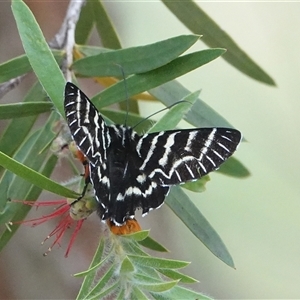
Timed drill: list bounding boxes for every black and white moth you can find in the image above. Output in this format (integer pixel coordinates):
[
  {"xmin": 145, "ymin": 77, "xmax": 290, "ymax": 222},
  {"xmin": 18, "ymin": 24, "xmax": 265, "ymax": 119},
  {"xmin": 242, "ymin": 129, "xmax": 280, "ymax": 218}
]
[{"xmin": 64, "ymin": 82, "xmax": 241, "ymax": 226}]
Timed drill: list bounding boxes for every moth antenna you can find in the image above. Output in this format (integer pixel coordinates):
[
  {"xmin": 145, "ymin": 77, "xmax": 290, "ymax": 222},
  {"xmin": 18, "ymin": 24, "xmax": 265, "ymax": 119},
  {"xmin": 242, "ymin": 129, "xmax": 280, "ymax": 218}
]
[
  {"xmin": 132, "ymin": 100, "xmax": 192, "ymax": 131},
  {"xmin": 114, "ymin": 63, "xmax": 130, "ymax": 127}
]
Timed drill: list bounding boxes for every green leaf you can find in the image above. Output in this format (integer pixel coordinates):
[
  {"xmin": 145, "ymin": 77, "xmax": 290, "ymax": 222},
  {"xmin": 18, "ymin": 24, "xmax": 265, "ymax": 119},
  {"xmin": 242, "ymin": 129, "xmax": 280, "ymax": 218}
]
[
  {"xmin": 138, "ymin": 280, "xmax": 179, "ymax": 293},
  {"xmin": 0, "ymin": 130, "xmax": 46, "ymax": 211},
  {"xmin": 84, "ymin": 264, "xmax": 116, "ymax": 299},
  {"xmin": 0, "ymin": 82, "xmax": 44, "ymax": 160},
  {"xmin": 119, "ymin": 97, "xmax": 140, "ymax": 115},
  {"xmin": 150, "ymin": 80, "xmax": 234, "ymax": 128},
  {"xmin": 138, "ymin": 236, "xmax": 169, "ymax": 252},
  {"xmin": 122, "ymin": 230, "xmax": 149, "ymax": 241},
  {"xmin": 149, "ymin": 90, "xmax": 199, "ymax": 133},
  {"xmin": 0, "ymin": 112, "xmax": 77, "ymax": 201},
  {"xmin": 0, "ymin": 102, "xmax": 52, "ymax": 119},
  {"xmin": 0, "ymin": 50, "xmax": 63, "ymax": 84},
  {"xmin": 166, "ymin": 186, "xmax": 235, "ymax": 268},
  {"xmin": 0, "ymin": 176, "xmax": 10, "ymax": 211},
  {"xmin": 73, "ymin": 35, "xmax": 200, "ymax": 77},
  {"xmin": 116, "ymin": 288, "xmax": 125, "ymax": 300},
  {"xmin": 75, "ymin": 0, "xmax": 94, "ymax": 44},
  {"xmin": 1, "ymin": 112, "xmax": 59, "ymax": 204},
  {"xmin": 74, "ymin": 260, "xmax": 105, "ymax": 277},
  {"xmin": 133, "ymin": 273, "xmax": 163, "ymax": 284},
  {"xmin": 12, "ymin": 0, "xmax": 65, "ymax": 116},
  {"xmin": 128, "ymin": 255, "xmax": 189, "ymax": 269},
  {"xmin": 122, "ymin": 239, "xmax": 152, "ymax": 257},
  {"xmin": 0, "ymin": 54, "xmax": 31, "ymax": 83},
  {"xmin": 89, "ymin": 280, "xmax": 120, "ymax": 300},
  {"xmin": 150, "ymin": 285, "xmax": 212, "ymax": 300},
  {"xmin": 75, "ymin": 45, "xmax": 111, "ymax": 57},
  {"xmin": 74, "ymin": 253, "xmax": 109, "ymax": 278},
  {"xmin": 92, "ymin": 48, "xmax": 226, "ymax": 109},
  {"xmin": 131, "ymin": 286, "xmax": 148, "ymax": 300},
  {"xmin": 217, "ymin": 156, "xmax": 250, "ymax": 178},
  {"xmin": 0, "ymin": 150, "xmax": 77, "ymax": 199},
  {"xmin": 92, "ymin": 0, "xmax": 122, "ymax": 49},
  {"xmin": 135, "ymin": 265, "xmax": 162, "ymax": 282},
  {"xmin": 158, "ymin": 268, "xmax": 198, "ymax": 284},
  {"xmin": 162, "ymin": 0, "xmax": 275, "ymax": 85},
  {"xmin": 76, "ymin": 239, "xmax": 105, "ymax": 298},
  {"xmin": 181, "ymin": 176, "xmax": 210, "ymax": 193},
  {"xmin": 0, "ymin": 154, "xmax": 58, "ymax": 252},
  {"xmin": 120, "ymin": 256, "xmax": 135, "ymax": 274}
]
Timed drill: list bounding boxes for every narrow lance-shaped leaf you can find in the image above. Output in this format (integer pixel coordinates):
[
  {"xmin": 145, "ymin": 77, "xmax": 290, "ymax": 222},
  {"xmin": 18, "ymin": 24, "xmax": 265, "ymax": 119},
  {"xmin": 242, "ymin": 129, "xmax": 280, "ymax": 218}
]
[
  {"xmin": 181, "ymin": 175, "xmax": 210, "ymax": 193},
  {"xmin": 12, "ymin": 0, "xmax": 65, "ymax": 116},
  {"xmin": 92, "ymin": 0, "xmax": 122, "ymax": 49},
  {"xmin": 89, "ymin": 281, "xmax": 120, "ymax": 300},
  {"xmin": 75, "ymin": 45, "xmax": 112, "ymax": 57},
  {"xmin": 131, "ymin": 287, "xmax": 148, "ymax": 300},
  {"xmin": 138, "ymin": 236, "xmax": 169, "ymax": 252},
  {"xmin": 75, "ymin": 252, "xmax": 110, "ymax": 278},
  {"xmin": 217, "ymin": 156, "xmax": 250, "ymax": 178},
  {"xmin": 0, "ymin": 82, "xmax": 44, "ymax": 161},
  {"xmin": 72, "ymin": 35, "xmax": 200, "ymax": 76},
  {"xmin": 148, "ymin": 90, "xmax": 199, "ymax": 133},
  {"xmin": 133, "ymin": 273, "xmax": 169, "ymax": 285},
  {"xmin": 138, "ymin": 280, "xmax": 179, "ymax": 293},
  {"xmin": 150, "ymin": 285, "xmax": 212, "ymax": 300},
  {"xmin": 128, "ymin": 254, "xmax": 189, "ymax": 269},
  {"xmin": 162, "ymin": 0, "xmax": 275, "ymax": 85},
  {"xmin": 166, "ymin": 186, "xmax": 235, "ymax": 268},
  {"xmin": 83, "ymin": 264, "xmax": 116, "ymax": 299},
  {"xmin": 0, "ymin": 152, "xmax": 79, "ymax": 198},
  {"xmin": 0, "ymin": 133, "xmax": 43, "ymax": 211},
  {"xmin": 120, "ymin": 257, "xmax": 135, "ymax": 274},
  {"xmin": 157, "ymin": 269, "xmax": 199, "ymax": 284},
  {"xmin": 75, "ymin": 0, "xmax": 95, "ymax": 44},
  {"xmin": 0, "ymin": 50, "xmax": 63, "ymax": 84},
  {"xmin": 75, "ymin": 239, "xmax": 105, "ymax": 299},
  {"xmin": 122, "ymin": 239, "xmax": 153, "ymax": 257},
  {"xmin": 1, "ymin": 112, "xmax": 60, "ymax": 203},
  {"xmin": 150, "ymin": 80, "xmax": 232, "ymax": 128},
  {"xmin": 0, "ymin": 154, "xmax": 58, "ymax": 252},
  {"xmin": 0, "ymin": 151, "xmax": 78, "ymax": 199},
  {"xmin": 0, "ymin": 102, "xmax": 52, "ymax": 119},
  {"xmin": 122, "ymin": 230, "xmax": 149, "ymax": 241},
  {"xmin": 0, "ymin": 175, "xmax": 12, "ymax": 213},
  {"xmin": 92, "ymin": 48, "xmax": 226, "ymax": 109},
  {"xmin": 116, "ymin": 289, "xmax": 125, "ymax": 300}
]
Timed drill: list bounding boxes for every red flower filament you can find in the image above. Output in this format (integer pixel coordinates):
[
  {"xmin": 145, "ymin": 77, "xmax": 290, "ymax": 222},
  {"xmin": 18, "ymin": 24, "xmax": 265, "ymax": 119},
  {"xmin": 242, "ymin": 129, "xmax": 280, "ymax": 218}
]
[{"xmin": 13, "ymin": 200, "xmax": 84, "ymax": 257}]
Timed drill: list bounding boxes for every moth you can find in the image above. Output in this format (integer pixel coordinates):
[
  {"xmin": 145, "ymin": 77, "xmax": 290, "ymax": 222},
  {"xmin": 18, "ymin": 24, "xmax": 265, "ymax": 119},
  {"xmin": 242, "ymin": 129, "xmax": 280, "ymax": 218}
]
[{"xmin": 64, "ymin": 82, "xmax": 241, "ymax": 226}]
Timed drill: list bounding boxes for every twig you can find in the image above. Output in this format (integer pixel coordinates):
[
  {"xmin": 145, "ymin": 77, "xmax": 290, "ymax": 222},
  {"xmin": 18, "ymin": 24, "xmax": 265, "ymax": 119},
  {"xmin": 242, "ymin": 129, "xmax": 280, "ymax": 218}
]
[
  {"xmin": 49, "ymin": 0, "xmax": 86, "ymax": 82},
  {"xmin": 0, "ymin": 76, "xmax": 25, "ymax": 100}
]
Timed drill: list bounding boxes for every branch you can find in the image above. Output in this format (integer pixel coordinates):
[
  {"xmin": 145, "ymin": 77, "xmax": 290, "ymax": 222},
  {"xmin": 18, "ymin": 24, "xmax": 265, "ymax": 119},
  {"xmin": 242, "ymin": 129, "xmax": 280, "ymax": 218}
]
[
  {"xmin": 49, "ymin": 0, "xmax": 85, "ymax": 81},
  {"xmin": 0, "ymin": 76, "xmax": 25, "ymax": 100}
]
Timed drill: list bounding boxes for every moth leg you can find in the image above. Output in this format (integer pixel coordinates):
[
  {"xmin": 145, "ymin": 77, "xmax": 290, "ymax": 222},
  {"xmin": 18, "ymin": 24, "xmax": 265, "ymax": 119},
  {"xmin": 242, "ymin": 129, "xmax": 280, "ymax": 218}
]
[{"xmin": 71, "ymin": 148, "xmax": 91, "ymax": 204}]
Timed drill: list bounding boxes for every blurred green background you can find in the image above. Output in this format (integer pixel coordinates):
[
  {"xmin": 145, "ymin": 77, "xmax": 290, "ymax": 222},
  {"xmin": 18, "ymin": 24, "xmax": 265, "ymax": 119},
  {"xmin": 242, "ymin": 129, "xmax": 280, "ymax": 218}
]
[{"xmin": 1, "ymin": 1, "xmax": 300, "ymax": 299}]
